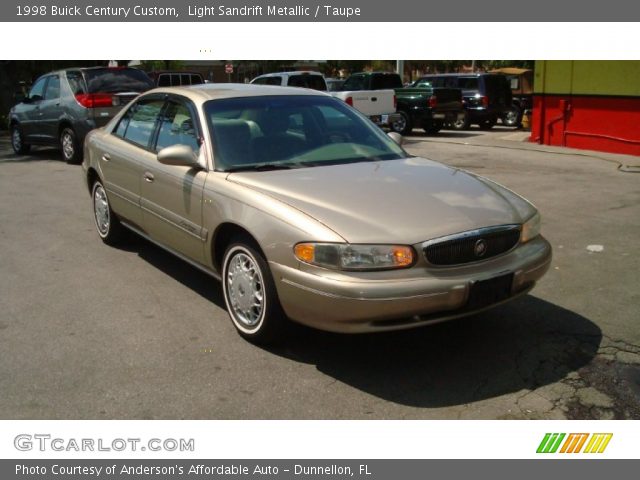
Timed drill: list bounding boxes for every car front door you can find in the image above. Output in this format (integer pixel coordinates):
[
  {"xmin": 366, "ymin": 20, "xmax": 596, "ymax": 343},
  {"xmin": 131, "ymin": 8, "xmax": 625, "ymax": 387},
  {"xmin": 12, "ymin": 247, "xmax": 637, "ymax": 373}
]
[
  {"xmin": 20, "ymin": 76, "xmax": 48, "ymax": 142},
  {"xmin": 101, "ymin": 96, "xmax": 166, "ymax": 229},
  {"xmin": 139, "ymin": 97, "xmax": 207, "ymax": 264}
]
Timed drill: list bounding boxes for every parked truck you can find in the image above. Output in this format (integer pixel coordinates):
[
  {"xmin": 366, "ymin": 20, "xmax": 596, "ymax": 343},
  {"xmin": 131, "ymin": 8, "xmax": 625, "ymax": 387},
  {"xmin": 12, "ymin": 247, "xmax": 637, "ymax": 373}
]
[
  {"xmin": 331, "ymin": 72, "xmax": 401, "ymax": 128},
  {"xmin": 334, "ymin": 72, "xmax": 464, "ymax": 135}
]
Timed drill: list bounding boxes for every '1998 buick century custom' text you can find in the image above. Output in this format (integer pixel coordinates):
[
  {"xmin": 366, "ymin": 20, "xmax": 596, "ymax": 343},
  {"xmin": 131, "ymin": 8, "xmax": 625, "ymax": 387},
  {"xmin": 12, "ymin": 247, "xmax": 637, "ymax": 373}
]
[{"xmin": 82, "ymin": 84, "xmax": 551, "ymax": 343}]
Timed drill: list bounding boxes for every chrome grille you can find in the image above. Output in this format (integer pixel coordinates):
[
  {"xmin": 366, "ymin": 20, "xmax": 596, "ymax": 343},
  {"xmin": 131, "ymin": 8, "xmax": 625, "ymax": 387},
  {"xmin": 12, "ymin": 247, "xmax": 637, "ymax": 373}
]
[{"xmin": 423, "ymin": 225, "xmax": 521, "ymax": 266}]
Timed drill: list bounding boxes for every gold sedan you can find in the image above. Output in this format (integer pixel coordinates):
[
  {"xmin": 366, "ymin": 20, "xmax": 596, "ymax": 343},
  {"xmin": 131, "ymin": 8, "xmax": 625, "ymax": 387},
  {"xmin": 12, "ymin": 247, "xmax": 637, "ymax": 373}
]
[{"xmin": 82, "ymin": 84, "xmax": 551, "ymax": 344}]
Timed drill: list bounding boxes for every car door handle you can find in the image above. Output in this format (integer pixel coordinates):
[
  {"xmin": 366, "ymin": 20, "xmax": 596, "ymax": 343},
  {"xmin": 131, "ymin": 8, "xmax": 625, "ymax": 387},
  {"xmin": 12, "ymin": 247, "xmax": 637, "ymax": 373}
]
[
  {"xmin": 143, "ymin": 172, "xmax": 155, "ymax": 183},
  {"xmin": 101, "ymin": 154, "xmax": 110, "ymax": 162}
]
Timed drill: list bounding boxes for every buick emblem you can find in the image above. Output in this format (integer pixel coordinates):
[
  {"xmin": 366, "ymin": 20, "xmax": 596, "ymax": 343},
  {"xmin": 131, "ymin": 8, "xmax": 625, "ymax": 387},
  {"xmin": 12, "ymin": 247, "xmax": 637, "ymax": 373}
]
[{"xmin": 474, "ymin": 239, "xmax": 487, "ymax": 257}]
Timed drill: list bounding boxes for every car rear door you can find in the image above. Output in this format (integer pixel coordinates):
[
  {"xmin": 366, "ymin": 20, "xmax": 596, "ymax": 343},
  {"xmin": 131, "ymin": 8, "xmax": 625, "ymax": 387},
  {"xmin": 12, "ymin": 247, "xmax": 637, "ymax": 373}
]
[
  {"xmin": 139, "ymin": 96, "xmax": 208, "ymax": 264},
  {"xmin": 39, "ymin": 74, "xmax": 61, "ymax": 143},
  {"xmin": 100, "ymin": 95, "xmax": 166, "ymax": 229}
]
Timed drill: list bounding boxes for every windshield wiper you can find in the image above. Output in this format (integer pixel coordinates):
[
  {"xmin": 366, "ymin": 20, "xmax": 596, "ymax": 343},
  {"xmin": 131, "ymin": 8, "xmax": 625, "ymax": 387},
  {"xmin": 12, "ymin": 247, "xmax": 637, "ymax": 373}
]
[{"xmin": 226, "ymin": 163, "xmax": 294, "ymax": 173}]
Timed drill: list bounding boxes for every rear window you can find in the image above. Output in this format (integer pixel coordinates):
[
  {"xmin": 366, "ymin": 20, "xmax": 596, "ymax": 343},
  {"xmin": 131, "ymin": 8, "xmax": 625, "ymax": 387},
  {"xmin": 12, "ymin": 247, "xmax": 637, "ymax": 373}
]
[
  {"xmin": 287, "ymin": 75, "xmax": 327, "ymax": 91},
  {"xmin": 83, "ymin": 68, "xmax": 153, "ymax": 94},
  {"xmin": 370, "ymin": 74, "xmax": 402, "ymax": 90}
]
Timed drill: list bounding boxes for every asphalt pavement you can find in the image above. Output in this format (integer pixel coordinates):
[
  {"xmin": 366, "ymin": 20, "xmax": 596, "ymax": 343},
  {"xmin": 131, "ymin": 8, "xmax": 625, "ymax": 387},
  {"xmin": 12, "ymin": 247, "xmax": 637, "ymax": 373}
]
[{"xmin": 1, "ymin": 127, "xmax": 638, "ymax": 419}]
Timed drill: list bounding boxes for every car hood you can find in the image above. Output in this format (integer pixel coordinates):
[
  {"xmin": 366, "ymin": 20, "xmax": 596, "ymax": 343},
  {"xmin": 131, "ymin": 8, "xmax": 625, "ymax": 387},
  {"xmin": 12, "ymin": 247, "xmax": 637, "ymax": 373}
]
[{"xmin": 227, "ymin": 157, "xmax": 536, "ymax": 244}]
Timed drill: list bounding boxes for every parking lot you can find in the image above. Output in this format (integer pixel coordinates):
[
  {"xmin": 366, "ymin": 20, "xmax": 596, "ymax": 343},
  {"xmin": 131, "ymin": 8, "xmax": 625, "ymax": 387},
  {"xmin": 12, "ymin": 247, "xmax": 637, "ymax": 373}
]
[{"xmin": 1, "ymin": 126, "xmax": 639, "ymax": 420}]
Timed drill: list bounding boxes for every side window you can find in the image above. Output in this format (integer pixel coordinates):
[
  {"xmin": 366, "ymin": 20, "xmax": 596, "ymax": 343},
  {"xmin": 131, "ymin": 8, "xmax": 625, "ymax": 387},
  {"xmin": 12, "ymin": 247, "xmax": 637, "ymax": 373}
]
[
  {"xmin": 444, "ymin": 77, "xmax": 459, "ymax": 88},
  {"xmin": 265, "ymin": 76, "xmax": 282, "ymax": 86},
  {"xmin": 252, "ymin": 77, "xmax": 266, "ymax": 85},
  {"xmin": 44, "ymin": 76, "xmax": 60, "ymax": 100},
  {"xmin": 181, "ymin": 74, "xmax": 191, "ymax": 86},
  {"xmin": 158, "ymin": 74, "xmax": 171, "ymax": 87},
  {"xmin": 29, "ymin": 77, "xmax": 47, "ymax": 101},
  {"xmin": 113, "ymin": 107, "xmax": 132, "ymax": 138},
  {"xmin": 342, "ymin": 75, "xmax": 365, "ymax": 91},
  {"xmin": 122, "ymin": 99, "xmax": 165, "ymax": 148},
  {"xmin": 190, "ymin": 74, "xmax": 203, "ymax": 85},
  {"xmin": 155, "ymin": 100, "xmax": 200, "ymax": 154}
]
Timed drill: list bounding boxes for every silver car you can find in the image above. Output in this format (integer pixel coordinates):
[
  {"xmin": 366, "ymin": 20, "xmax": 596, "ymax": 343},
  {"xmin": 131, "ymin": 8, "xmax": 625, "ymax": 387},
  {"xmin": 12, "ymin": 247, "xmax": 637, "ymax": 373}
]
[{"xmin": 82, "ymin": 84, "xmax": 551, "ymax": 344}]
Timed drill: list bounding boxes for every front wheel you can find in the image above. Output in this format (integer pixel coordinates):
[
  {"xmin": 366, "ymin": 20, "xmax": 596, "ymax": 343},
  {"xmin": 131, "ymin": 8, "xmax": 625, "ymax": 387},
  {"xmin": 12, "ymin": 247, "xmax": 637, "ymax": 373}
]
[
  {"xmin": 92, "ymin": 180, "xmax": 125, "ymax": 245},
  {"xmin": 222, "ymin": 237, "xmax": 286, "ymax": 344},
  {"xmin": 11, "ymin": 124, "xmax": 31, "ymax": 155},
  {"xmin": 60, "ymin": 127, "xmax": 80, "ymax": 164},
  {"xmin": 390, "ymin": 111, "xmax": 412, "ymax": 135}
]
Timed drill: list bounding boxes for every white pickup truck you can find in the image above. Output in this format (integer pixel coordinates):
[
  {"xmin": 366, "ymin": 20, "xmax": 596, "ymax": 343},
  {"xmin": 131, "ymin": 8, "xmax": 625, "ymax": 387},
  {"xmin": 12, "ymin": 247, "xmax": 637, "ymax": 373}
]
[{"xmin": 330, "ymin": 72, "xmax": 401, "ymax": 128}]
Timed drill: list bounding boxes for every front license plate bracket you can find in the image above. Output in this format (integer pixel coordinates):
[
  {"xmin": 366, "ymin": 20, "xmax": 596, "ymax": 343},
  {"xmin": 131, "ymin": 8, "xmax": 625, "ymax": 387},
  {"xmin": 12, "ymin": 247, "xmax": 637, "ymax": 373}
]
[{"xmin": 466, "ymin": 273, "xmax": 514, "ymax": 310}]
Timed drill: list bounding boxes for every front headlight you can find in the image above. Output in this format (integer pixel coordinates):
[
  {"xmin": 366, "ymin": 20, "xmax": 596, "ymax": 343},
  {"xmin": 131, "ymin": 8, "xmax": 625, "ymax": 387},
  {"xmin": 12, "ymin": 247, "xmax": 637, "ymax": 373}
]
[
  {"xmin": 294, "ymin": 243, "xmax": 415, "ymax": 270},
  {"xmin": 520, "ymin": 212, "xmax": 541, "ymax": 243}
]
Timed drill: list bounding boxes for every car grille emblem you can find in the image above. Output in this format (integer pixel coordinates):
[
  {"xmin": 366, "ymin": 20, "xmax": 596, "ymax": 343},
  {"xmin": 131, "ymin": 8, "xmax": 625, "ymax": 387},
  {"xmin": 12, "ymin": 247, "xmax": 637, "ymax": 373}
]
[{"xmin": 474, "ymin": 239, "xmax": 487, "ymax": 257}]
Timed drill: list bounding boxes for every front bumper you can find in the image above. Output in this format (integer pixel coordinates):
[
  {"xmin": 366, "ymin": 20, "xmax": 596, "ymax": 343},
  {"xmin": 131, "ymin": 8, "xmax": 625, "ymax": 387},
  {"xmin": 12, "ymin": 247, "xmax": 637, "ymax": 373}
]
[{"xmin": 271, "ymin": 236, "xmax": 552, "ymax": 333}]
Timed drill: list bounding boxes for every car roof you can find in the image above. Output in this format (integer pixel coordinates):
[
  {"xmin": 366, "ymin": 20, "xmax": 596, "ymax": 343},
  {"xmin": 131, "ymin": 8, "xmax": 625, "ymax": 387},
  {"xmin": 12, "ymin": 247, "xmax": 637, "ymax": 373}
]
[
  {"xmin": 254, "ymin": 71, "xmax": 324, "ymax": 77},
  {"xmin": 146, "ymin": 83, "xmax": 331, "ymax": 103}
]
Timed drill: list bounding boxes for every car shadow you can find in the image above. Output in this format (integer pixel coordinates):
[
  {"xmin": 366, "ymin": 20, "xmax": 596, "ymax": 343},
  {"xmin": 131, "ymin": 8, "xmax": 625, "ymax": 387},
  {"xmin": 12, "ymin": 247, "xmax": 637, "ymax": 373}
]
[
  {"xmin": 114, "ymin": 236, "xmax": 601, "ymax": 409},
  {"xmin": 115, "ymin": 234, "xmax": 227, "ymax": 310},
  {"xmin": 266, "ymin": 295, "xmax": 601, "ymax": 408},
  {"xmin": 0, "ymin": 141, "xmax": 64, "ymax": 163}
]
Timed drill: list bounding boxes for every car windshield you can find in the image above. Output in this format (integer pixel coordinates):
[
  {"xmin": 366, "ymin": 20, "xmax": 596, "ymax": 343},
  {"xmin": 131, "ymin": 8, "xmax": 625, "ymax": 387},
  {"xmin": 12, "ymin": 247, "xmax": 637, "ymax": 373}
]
[{"xmin": 204, "ymin": 95, "xmax": 406, "ymax": 172}]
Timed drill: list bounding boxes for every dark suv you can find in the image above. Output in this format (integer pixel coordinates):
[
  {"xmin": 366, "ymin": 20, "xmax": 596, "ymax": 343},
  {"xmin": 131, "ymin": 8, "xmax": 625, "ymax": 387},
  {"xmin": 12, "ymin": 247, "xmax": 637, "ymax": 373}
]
[
  {"xmin": 413, "ymin": 73, "xmax": 512, "ymax": 130},
  {"xmin": 9, "ymin": 67, "xmax": 153, "ymax": 163}
]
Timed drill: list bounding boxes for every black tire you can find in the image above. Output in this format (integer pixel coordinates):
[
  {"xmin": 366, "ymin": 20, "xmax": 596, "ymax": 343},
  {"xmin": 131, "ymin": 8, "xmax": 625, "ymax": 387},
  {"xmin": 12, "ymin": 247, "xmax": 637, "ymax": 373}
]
[
  {"xmin": 10, "ymin": 124, "xmax": 31, "ymax": 155},
  {"xmin": 452, "ymin": 112, "xmax": 470, "ymax": 130},
  {"xmin": 479, "ymin": 117, "xmax": 497, "ymax": 130},
  {"xmin": 502, "ymin": 107, "xmax": 522, "ymax": 128},
  {"xmin": 92, "ymin": 180, "xmax": 126, "ymax": 245},
  {"xmin": 222, "ymin": 235, "xmax": 287, "ymax": 344},
  {"xmin": 60, "ymin": 127, "xmax": 81, "ymax": 164},
  {"xmin": 390, "ymin": 111, "xmax": 412, "ymax": 136}
]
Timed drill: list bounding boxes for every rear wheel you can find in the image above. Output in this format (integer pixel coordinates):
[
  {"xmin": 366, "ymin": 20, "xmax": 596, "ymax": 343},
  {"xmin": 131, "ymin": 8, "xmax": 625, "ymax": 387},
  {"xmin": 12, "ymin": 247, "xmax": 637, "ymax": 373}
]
[
  {"xmin": 452, "ymin": 112, "xmax": 470, "ymax": 130},
  {"xmin": 502, "ymin": 107, "xmax": 522, "ymax": 127},
  {"xmin": 11, "ymin": 124, "xmax": 30, "ymax": 155},
  {"xmin": 60, "ymin": 127, "xmax": 80, "ymax": 164},
  {"xmin": 222, "ymin": 236, "xmax": 286, "ymax": 344},
  {"xmin": 92, "ymin": 180, "xmax": 125, "ymax": 245},
  {"xmin": 390, "ymin": 111, "xmax": 412, "ymax": 135}
]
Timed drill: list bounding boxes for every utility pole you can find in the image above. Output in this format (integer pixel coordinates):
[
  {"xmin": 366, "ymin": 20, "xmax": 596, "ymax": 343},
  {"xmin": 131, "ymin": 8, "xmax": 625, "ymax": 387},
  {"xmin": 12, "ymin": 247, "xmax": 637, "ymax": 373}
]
[{"xmin": 396, "ymin": 60, "xmax": 405, "ymax": 82}]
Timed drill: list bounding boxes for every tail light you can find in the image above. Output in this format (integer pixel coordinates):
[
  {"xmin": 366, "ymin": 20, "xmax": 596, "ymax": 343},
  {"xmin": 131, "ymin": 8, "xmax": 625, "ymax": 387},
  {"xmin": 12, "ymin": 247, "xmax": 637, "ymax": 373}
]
[
  {"xmin": 393, "ymin": 95, "xmax": 397, "ymax": 110},
  {"xmin": 345, "ymin": 96, "xmax": 353, "ymax": 107},
  {"xmin": 480, "ymin": 95, "xmax": 489, "ymax": 108},
  {"xmin": 428, "ymin": 95, "xmax": 437, "ymax": 108},
  {"xmin": 75, "ymin": 93, "xmax": 113, "ymax": 108}
]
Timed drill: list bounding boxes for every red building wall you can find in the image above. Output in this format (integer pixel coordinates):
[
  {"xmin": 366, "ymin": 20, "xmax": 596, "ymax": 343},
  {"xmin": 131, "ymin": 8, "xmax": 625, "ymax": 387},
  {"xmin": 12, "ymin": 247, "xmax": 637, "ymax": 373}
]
[{"xmin": 531, "ymin": 61, "xmax": 640, "ymax": 157}]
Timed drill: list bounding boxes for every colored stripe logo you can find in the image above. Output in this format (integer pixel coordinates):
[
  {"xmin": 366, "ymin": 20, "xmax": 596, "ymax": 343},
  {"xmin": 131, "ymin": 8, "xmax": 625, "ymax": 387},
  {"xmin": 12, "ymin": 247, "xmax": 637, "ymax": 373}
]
[{"xmin": 537, "ymin": 433, "xmax": 612, "ymax": 453}]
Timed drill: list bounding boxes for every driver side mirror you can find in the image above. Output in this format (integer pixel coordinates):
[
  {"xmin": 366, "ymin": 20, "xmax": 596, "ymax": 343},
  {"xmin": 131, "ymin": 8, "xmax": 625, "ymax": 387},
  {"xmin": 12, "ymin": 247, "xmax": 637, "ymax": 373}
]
[
  {"xmin": 157, "ymin": 144, "xmax": 202, "ymax": 169},
  {"xmin": 387, "ymin": 132, "xmax": 404, "ymax": 146}
]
